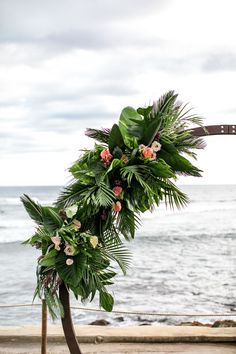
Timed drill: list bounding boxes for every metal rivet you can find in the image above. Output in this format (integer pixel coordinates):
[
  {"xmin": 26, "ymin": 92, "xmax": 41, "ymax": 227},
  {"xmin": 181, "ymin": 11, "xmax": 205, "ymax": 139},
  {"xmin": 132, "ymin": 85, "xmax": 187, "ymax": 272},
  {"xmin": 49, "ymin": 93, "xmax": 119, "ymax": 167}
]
[
  {"xmin": 221, "ymin": 125, "xmax": 224, "ymax": 128},
  {"xmin": 221, "ymin": 130, "xmax": 224, "ymax": 133},
  {"xmin": 232, "ymin": 130, "xmax": 235, "ymax": 133}
]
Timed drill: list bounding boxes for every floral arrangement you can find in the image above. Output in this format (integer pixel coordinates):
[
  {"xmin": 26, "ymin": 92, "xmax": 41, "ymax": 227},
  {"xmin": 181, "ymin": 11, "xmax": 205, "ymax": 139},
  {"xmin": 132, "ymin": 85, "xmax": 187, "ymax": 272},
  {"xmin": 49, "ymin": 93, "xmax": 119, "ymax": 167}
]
[{"xmin": 21, "ymin": 91, "xmax": 205, "ymax": 318}]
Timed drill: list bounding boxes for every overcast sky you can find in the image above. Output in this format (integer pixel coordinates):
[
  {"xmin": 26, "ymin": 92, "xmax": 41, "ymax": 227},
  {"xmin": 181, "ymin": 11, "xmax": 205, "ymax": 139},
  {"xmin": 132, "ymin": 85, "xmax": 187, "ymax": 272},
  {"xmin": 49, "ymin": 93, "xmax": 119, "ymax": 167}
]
[{"xmin": 1, "ymin": 0, "xmax": 236, "ymax": 186}]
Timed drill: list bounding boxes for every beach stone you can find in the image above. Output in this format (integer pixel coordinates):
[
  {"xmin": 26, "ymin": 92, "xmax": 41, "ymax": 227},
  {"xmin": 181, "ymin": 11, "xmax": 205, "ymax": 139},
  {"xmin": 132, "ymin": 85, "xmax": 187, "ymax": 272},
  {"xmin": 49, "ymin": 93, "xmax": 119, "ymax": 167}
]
[
  {"xmin": 179, "ymin": 321, "xmax": 211, "ymax": 327},
  {"xmin": 88, "ymin": 319, "xmax": 110, "ymax": 326},
  {"xmin": 114, "ymin": 316, "xmax": 125, "ymax": 322},
  {"xmin": 212, "ymin": 320, "xmax": 236, "ymax": 327}
]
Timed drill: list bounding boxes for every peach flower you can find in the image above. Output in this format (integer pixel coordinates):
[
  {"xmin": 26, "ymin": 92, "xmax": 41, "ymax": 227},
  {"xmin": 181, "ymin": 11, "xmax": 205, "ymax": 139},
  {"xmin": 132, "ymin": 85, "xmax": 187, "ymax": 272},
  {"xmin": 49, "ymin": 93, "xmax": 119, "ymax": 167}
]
[
  {"xmin": 112, "ymin": 201, "xmax": 122, "ymax": 213},
  {"xmin": 142, "ymin": 146, "xmax": 154, "ymax": 159},
  {"xmin": 100, "ymin": 149, "xmax": 113, "ymax": 161}
]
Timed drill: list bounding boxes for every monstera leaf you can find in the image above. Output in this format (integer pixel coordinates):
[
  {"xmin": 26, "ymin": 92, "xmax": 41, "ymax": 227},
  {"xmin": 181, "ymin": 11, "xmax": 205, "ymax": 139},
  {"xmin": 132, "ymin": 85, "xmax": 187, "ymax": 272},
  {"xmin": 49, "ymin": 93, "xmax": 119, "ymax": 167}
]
[{"xmin": 119, "ymin": 107, "xmax": 143, "ymax": 148}]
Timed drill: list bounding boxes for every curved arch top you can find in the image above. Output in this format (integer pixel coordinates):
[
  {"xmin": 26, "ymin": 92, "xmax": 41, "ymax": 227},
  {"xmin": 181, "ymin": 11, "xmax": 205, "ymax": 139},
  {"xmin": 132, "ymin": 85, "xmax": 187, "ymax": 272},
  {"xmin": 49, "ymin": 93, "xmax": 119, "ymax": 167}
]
[{"xmin": 191, "ymin": 124, "xmax": 236, "ymax": 137}]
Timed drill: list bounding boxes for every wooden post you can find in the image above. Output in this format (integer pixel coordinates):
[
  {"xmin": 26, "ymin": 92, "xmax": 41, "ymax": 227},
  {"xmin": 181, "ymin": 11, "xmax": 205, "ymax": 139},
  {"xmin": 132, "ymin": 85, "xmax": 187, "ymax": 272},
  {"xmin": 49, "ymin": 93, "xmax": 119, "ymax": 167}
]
[
  {"xmin": 41, "ymin": 299, "xmax": 47, "ymax": 354},
  {"xmin": 59, "ymin": 282, "xmax": 82, "ymax": 354}
]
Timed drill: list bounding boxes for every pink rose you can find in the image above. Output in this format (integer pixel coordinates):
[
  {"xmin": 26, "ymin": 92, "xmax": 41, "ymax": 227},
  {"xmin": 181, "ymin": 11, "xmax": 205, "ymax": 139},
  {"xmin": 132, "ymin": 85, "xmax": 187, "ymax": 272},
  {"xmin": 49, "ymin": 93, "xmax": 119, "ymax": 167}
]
[
  {"xmin": 100, "ymin": 149, "xmax": 113, "ymax": 161},
  {"xmin": 142, "ymin": 146, "xmax": 154, "ymax": 159},
  {"xmin": 112, "ymin": 186, "xmax": 123, "ymax": 198},
  {"xmin": 112, "ymin": 201, "xmax": 122, "ymax": 213}
]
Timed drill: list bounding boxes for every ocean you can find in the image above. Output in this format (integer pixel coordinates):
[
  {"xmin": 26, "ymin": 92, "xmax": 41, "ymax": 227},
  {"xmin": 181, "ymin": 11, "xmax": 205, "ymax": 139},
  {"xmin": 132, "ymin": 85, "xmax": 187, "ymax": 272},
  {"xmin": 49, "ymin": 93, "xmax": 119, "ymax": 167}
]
[{"xmin": 0, "ymin": 185, "xmax": 235, "ymax": 327}]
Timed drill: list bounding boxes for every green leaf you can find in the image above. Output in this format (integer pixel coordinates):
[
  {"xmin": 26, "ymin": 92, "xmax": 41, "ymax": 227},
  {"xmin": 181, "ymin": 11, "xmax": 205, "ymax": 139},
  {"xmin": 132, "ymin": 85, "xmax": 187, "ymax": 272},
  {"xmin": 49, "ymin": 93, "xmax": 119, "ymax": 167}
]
[
  {"xmin": 158, "ymin": 150, "xmax": 202, "ymax": 176},
  {"xmin": 149, "ymin": 159, "xmax": 174, "ymax": 178},
  {"xmin": 40, "ymin": 249, "xmax": 58, "ymax": 267},
  {"xmin": 119, "ymin": 106, "xmax": 142, "ymax": 148},
  {"xmin": 160, "ymin": 138, "xmax": 178, "ymax": 153},
  {"xmin": 102, "ymin": 240, "xmax": 132, "ymax": 274},
  {"xmin": 99, "ymin": 290, "xmax": 114, "ymax": 312},
  {"xmin": 96, "ymin": 182, "xmax": 115, "ymax": 207},
  {"xmin": 65, "ymin": 204, "xmax": 78, "ymax": 218},
  {"xmin": 42, "ymin": 207, "xmax": 63, "ymax": 233},
  {"xmin": 112, "ymin": 146, "xmax": 123, "ymax": 159},
  {"xmin": 108, "ymin": 124, "xmax": 124, "ymax": 152},
  {"xmin": 21, "ymin": 194, "xmax": 43, "ymax": 225},
  {"xmin": 142, "ymin": 116, "xmax": 163, "ymax": 146},
  {"xmin": 137, "ymin": 105, "xmax": 153, "ymax": 118},
  {"xmin": 55, "ymin": 253, "xmax": 83, "ymax": 287},
  {"xmin": 105, "ymin": 158, "xmax": 123, "ymax": 174}
]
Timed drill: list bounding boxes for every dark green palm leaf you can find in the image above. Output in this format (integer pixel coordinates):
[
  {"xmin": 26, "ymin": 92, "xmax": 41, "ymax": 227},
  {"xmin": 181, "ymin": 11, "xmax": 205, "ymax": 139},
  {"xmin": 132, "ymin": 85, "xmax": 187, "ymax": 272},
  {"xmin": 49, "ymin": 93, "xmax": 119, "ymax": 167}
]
[{"xmin": 21, "ymin": 194, "xmax": 43, "ymax": 225}]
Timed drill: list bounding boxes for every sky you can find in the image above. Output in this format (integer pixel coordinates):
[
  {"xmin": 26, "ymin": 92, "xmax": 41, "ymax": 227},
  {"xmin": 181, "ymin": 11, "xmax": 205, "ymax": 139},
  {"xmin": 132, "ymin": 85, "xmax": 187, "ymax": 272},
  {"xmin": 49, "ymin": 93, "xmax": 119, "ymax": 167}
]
[{"xmin": 1, "ymin": 0, "xmax": 236, "ymax": 186}]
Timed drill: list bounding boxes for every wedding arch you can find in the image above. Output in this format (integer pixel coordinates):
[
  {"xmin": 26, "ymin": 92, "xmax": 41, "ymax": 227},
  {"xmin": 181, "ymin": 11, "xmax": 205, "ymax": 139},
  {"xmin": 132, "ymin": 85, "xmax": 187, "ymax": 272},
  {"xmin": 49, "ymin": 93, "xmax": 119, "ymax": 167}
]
[{"xmin": 21, "ymin": 91, "xmax": 236, "ymax": 354}]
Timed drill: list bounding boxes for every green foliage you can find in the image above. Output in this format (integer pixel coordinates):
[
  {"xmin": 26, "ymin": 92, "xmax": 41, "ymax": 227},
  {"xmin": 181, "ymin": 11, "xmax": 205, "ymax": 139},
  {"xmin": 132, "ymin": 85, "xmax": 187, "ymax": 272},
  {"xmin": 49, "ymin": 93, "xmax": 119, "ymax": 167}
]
[
  {"xmin": 21, "ymin": 90, "xmax": 204, "ymax": 320},
  {"xmin": 108, "ymin": 124, "xmax": 125, "ymax": 153},
  {"xmin": 55, "ymin": 253, "xmax": 83, "ymax": 287},
  {"xmin": 99, "ymin": 291, "xmax": 114, "ymax": 312},
  {"xmin": 21, "ymin": 194, "xmax": 44, "ymax": 225},
  {"xmin": 119, "ymin": 106, "xmax": 142, "ymax": 148},
  {"xmin": 95, "ymin": 182, "xmax": 115, "ymax": 207}
]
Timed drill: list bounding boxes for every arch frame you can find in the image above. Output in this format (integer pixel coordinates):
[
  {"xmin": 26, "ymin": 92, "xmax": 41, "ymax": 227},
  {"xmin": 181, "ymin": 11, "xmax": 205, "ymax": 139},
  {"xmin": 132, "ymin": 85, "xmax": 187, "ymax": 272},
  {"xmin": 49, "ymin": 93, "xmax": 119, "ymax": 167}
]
[{"xmin": 56, "ymin": 124, "xmax": 236, "ymax": 354}]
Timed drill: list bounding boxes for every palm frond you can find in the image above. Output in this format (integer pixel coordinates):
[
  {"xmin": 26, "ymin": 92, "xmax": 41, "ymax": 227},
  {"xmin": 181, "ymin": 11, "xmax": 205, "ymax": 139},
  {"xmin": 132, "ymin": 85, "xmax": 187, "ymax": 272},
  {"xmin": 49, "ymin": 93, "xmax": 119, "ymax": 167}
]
[
  {"xmin": 159, "ymin": 179, "xmax": 189, "ymax": 209},
  {"xmin": 95, "ymin": 182, "xmax": 115, "ymax": 207},
  {"xmin": 56, "ymin": 180, "xmax": 95, "ymax": 208},
  {"xmin": 116, "ymin": 206, "xmax": 141, "ymax": 240},
  {"xmin": 21, "ymin": 194, "xmax": 43, "ymax": 225},
  {"xmin": 85, "ymin": 128, "xmax": 111, "ymax": 144},
  {"xmin": 102, "ymin": 239, "xmax": 132, "ymax": 275},
  {"xmin": 41, "ymin": 207, "xmax": 63, "ymax": 233}
]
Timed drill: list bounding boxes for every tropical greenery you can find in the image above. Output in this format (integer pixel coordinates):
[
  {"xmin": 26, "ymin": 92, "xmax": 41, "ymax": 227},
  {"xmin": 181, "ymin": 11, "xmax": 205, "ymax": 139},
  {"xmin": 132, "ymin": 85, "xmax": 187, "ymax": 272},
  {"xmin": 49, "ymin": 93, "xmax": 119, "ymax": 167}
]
[{"xmin": 21, "ymin": 91, "xmax": 204, "ymax": 318}]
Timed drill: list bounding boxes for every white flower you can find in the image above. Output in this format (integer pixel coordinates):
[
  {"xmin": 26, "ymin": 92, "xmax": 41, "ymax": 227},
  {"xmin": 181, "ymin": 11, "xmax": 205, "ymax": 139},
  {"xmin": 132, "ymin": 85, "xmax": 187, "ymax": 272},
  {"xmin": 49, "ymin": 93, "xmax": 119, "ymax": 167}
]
[
  {"xmin": 139, "ymin": 144, "xmax": 145, "ymax": 151},
  {"xmin": 151, "ymin": 141, "xmax": 162, "ymax": 152},
  {"xmin": 90, "ymin": 236, "xmax": 98, "ymax": 248},
  {"xmin": 65, "ymin": 204, "xmax": 78, "ymax": 218},
  {"xmin": 66, "ymin": 258, "xmax": 74, "ymax": 266},
  {"xmin": 51, "ymin": 236, "xmax": 61, "ymax": 250},
  {"xmin": 64, "ymin": 244, "xmax": 75, "ymax": 256}
]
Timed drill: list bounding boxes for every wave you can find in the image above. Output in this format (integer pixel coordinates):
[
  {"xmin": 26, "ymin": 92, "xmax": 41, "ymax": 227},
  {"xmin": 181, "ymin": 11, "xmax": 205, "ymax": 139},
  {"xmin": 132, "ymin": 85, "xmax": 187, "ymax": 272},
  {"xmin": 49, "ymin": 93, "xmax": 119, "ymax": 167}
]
[
  {"xmin": 0, "ymin": 197, "xmax": 56, "ymax": 207},
  {"xmin": 0, "ymin": 197, "xmax": 22, "ymax": 206}
]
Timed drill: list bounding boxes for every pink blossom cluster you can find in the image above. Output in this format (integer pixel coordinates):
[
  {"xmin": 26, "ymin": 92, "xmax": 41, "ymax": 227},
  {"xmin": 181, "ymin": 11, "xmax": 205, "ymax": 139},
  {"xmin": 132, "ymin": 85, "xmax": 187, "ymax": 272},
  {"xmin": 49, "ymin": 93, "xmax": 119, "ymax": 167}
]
[{"xmin": 139, "ymin": 140, "xmax": 161, "ymax": 160}]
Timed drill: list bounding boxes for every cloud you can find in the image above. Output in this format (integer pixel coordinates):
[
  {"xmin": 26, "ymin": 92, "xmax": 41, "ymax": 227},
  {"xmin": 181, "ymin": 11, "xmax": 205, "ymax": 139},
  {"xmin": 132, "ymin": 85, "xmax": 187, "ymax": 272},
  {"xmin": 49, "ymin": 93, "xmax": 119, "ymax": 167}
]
[
  {"xmin": 202, "ymin": 52, "xmax": 236, "ymax": 72},
  {"xmin": 0, "ymin": 0, "xmax": 167, "ymax": 49}
]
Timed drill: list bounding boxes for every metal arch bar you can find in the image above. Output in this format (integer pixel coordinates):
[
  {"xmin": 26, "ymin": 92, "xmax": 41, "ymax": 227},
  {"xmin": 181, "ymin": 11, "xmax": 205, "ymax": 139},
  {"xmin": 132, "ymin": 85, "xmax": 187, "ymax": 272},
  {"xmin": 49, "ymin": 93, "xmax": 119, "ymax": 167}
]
[
  {"xmin": 59, "ymin": 283, "xmax": 82, "ymax": 354},
  {"xmin": 191, "ymin": 124, "xmax": 236, "ymax": 137}
]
